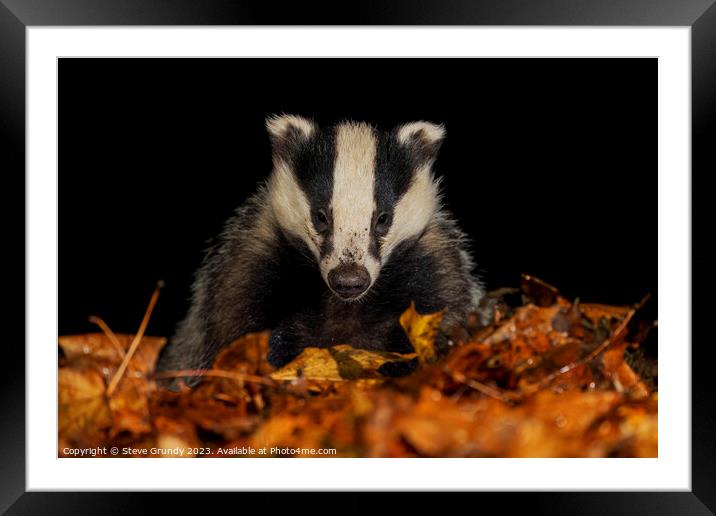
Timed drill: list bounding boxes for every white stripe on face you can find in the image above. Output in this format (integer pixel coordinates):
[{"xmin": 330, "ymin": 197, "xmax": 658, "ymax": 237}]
[
  {"xmin": 320, "ymin": 122, "xmax": 380, "ymax": 290},
  {"xmin": 268, "ymin": 160, "xmax": 322, "ymax": 258},
  {"xmin": 380, "ymin": 164, "xmax": 440, "ymax": 261}
]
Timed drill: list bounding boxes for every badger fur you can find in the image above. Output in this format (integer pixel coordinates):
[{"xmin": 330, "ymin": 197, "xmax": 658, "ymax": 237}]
[{"xmin": 157, "ymin": 115, "xmax": 484, "ymax": 382}]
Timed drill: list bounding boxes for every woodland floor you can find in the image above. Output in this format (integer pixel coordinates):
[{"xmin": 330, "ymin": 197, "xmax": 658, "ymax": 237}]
[{"xmin": 58, "ymin": 275, "xmax": 657, "ymax": 458}]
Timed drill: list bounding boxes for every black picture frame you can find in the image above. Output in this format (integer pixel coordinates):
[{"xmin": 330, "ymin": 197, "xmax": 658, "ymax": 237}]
[{"xmin": 2, "ymin": 1, "xmax": 713, "ymax": 513}]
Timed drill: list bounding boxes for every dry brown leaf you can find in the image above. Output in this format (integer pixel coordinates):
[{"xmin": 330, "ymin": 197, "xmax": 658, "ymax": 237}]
[
  {"xmin": 59, "ymin": 333, "xmax": 124, "ymax": 363},
  {"xmin": 59, "ymin": 333, "xmax": 166, "ymax": 374},
  {"xmin": 58, "ymin": 368, "xmax": 112, "ymax": 446},
  {"xmin": 214, "ymin": 331, "xmax": 272, "ymax": 376},
  {"xmin": 108, "ymin": 374, "xmax": 157, "ymax": 437},
  {"xmin": 58, "ymin": 333, "xmax": 166, "ymax": 444},
  {"xmin": 602, "ymin": 342, "xmax": 650, "ymax": 400},
  {"xmin": 58, "ymin": 276, "xmax": 657, "ymax": 458}
]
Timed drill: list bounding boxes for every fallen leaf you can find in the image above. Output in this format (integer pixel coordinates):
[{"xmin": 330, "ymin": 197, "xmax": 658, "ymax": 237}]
[
  {"xmin": 59, "ymin": 333, "xmax": 166, "ymax": 443},
  {"xmin": 270, "ymin": 345, "xmax": 417, "ymax": 381},
  {"xmin": 399, "ymin": 302, "xmax": 444, "ymax": 364},
  {"xmin": 154, "ymin": 416, "xmax": 200, "ymax": 457},
  {"xmin": 58, "ymin": 276, "xmax": 657, "ymax": 458},
  {"xmin": 58, "ymin": 368, "xmax": 112, "ymax": 447}
]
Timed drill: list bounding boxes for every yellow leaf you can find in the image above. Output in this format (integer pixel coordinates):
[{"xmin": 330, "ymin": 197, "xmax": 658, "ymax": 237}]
[
  {"xmin": 399, "ymin": 302, "xmax": 444, "ymax": 364},
  {"xmin": 270, "ymin": 345, "xmax": 417, "ymax": 381},
  {"xmin": 271, "ymin": 348, "xmax": 342, "ymax": 381}
]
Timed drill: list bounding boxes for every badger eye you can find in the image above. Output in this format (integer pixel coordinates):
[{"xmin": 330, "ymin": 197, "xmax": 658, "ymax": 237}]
[
  {"xmin": 313, "ymin": 210, "xmax": 329, "ymax": 232},
  {"xmin": 375, "ymin": 212, "xmax": 391, "ymax": 234}
]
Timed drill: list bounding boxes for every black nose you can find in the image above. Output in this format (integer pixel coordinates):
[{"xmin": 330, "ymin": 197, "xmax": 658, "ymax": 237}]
[{"xmin": 328, "ymin": 264, "xmax": 371, "ymax": 299}]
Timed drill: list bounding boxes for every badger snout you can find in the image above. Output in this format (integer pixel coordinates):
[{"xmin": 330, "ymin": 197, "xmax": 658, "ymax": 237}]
[{"xmin": 327, "ymin": 264, "xmax": 371, "ymax": 299}]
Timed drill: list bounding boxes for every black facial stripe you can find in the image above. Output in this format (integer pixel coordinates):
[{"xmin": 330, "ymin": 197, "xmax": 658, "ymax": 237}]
[
  {"xmin": 290, "ymin": 126, "xmax": 336, "ymax": 211},
  {"xmin": 319, "ymin": 212, "xmax": 334, "ymax": 258},
  {"xmin": 368, "ymin": 222, "xmax": 381, "ymax": 261},
  {"xmin": 279, "ymin": 126, "xmax": 337, "ymax": 257},
  {"xmin": 368, "ymin": 130, "xmax": 419, "ymax": 259}
]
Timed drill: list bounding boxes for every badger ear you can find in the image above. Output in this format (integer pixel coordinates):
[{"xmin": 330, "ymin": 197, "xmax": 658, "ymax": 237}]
[
  {"xmin": 395, "ymin": 121, "xmax": 446, "ymax": 165},
  {"xmin": 266, "ymin": 114, "xmax": 316, "ymax": 160}
]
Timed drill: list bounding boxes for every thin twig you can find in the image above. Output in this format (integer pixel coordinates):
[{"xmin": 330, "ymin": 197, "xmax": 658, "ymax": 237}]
[
  {"xmin": 444, "ymin": 366, "xmax": 515, "ymax": 405},
  {"xmin": 106, "ymin": 281, "xmax": 163, "ymax": 396},
  {"xmin": 88, "ymin": 315, "xmax": 126, "ymax": 359},
  {"xmin": 635, "ymin": 292, "xmax": 652, "ymax": 311},
  {"xmin": 154, "ymin": 369, "xmax": 275, "ymax": 387}
]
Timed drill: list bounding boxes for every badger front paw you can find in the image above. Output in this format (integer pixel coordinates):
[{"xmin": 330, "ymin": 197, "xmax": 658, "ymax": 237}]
[{"xmin": 267, "ymin": 329, "xmax": 304, "ymax": 368}]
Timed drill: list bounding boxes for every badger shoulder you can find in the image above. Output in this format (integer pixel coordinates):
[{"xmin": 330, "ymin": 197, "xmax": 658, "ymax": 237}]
[
  {"xmin": 184, "ymin": 187, "xmax": 284, "ymax": 338},
  {"xmin": 211, "ymin": 186, "xmax": 279, "ymax": 259}
]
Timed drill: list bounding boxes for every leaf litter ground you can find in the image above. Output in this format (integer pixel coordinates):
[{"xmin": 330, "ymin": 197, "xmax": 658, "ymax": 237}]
[{"xmin": 58, "ymin": 275, "xmax": 657, "ymax": 458}]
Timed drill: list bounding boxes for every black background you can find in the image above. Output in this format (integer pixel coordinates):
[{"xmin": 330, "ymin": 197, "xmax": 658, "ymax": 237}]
[{"xmin": 59, "ymin": 58, "xmax": 655, "ymax": 337}]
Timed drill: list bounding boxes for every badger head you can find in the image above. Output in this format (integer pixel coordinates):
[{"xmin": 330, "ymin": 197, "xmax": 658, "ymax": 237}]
[{"xmin": 266, "ymin": 114, "xmax": 444, "ymax": 301}]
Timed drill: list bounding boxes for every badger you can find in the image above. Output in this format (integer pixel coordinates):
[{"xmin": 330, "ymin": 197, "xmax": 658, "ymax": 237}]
[{"xmin": 156, "ymin": 115, "xmax": 484, "ymax": 383}]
